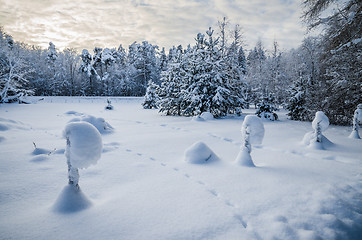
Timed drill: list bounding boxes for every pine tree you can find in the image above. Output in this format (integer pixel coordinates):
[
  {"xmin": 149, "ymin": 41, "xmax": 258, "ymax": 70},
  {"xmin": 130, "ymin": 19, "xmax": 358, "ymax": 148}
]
[
  {"xmin": 256, "ymin": 94, "xmax": 278, "ymax": 121},
  {"xmin": 142, "ymin": 80, "xmax": 159, "ymax": 109}
]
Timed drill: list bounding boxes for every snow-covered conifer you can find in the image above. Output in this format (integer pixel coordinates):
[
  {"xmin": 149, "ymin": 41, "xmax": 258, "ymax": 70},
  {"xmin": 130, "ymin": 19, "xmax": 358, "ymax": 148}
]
[
  {"xmin": 349, "ymin": 104, "xmax": 362, "ymax": 139},
  {"xmin": 303, "ymin": 111, "xmax": 333, "ymax": 149},
  {"xmin": 256, "ymin": 95, "xmax": 278, "ymax": 121},
  {"xmin": 142, "ymin": 80, "xmax": 159, "ymax": 109},
  {"xmin": 235, "ymin": 115, "xmax": 264, "ymax": 166}
]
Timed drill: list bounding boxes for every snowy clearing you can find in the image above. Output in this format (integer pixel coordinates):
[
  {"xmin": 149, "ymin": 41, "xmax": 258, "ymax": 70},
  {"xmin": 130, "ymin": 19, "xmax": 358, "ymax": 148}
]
[{"xmin": 0, "ymin": 97, "xmax": 361, "ymax": 240}]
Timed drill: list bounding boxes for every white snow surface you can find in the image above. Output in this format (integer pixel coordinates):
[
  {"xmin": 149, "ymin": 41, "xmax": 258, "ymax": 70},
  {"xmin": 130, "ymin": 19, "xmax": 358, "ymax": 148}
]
[
  {"xmin": 0, "ymin": 96, "xmax": 362, "ymax": 240},
  {"xmin": 242, "ymin": 115, "xmax": 265, "ymax": 145},
  {"xmin": 64, "ymin": 121, "xmax": 103, "ymax": 169}
]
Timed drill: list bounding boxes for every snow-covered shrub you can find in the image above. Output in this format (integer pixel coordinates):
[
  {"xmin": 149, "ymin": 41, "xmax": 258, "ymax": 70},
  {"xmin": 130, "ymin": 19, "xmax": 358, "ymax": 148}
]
[
  {"xmin": 256, "ymin": 95, "xmax": 278, "ymax": 121},
  {"xmin": 69, "ymin": 115, "xmax": 114, "ymax": 134},
  {"xmin": 63, "ymin": 122, "xmax": 102, "ymax": 187},
  {"xmin": 286, "ymin": 77, "xmax": 309, "ymax": 121},
  {"xmin": 142, "ymin": 80, "xmax": 159, "ymax": 109},
  {"xmin": 184, "ymin": 141, "xmax": 218, "ymax": 164},
  {"xmin": 200, "ymin": 112, "xmax": 214, "ymax": 121},
  {"xmin": 235, "ymin": 115, "xmax": 264, "ymax": 166},
  {"xmin": 349, "ymin": 104, "xmax": 362, "ymax": 139},
  {"xmin": 191, "ymin": 115, "xmax": 205, "ymax": 122},
  {"xmin": 105, "ymin": 99, "xmax": 113, "ymax": 110},
  {"xmin": 303, "ymin": 111, "xmax": 333, "ymax": 150}
]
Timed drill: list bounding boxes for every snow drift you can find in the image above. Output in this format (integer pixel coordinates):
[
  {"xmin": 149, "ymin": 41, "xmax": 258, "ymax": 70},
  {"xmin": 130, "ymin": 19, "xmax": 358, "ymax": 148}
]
[{"xmin": 184, "ymin": 141, "xmax": 218, "ymax": 164}]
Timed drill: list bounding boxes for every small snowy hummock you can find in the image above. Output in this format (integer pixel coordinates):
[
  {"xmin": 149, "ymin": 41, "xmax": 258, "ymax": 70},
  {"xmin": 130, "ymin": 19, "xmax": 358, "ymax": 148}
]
[
  {"xmin": 69, "ymin": 115, "xmax": 114, "ymax": 134},
  {"xmin": 191, "ymin": 115, "xmax": 205, "ymax": 122},
  {"xmin": 200, "ymin": 112, "xmax": 214, "ymax": 121},
  {"xmin": 235, "ymin": 115, "xmax": 264, "ymax": 167},
  {"xmin": 184, "ymin": 141, "xmax": 218, "ymax": 164},
  {"xmin": 64, "ymin": 122, "xmax": 103, "ymax": 170}
]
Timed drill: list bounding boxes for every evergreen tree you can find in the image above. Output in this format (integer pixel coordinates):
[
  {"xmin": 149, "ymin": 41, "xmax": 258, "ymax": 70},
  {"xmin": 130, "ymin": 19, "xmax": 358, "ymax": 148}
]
[
  {"xmin": 256, "ymin": 94, "xmax": 278, "ymax": 121},
  {"xmin": 142, "ymin": 80, "xmax": 159, "ymax": 109}
]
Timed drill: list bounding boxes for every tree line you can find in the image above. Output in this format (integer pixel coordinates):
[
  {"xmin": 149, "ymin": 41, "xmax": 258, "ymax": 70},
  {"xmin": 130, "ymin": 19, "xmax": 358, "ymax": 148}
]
[{"xmin": 0, "ymin": 0, "xmax": 361, "ymax": 125}]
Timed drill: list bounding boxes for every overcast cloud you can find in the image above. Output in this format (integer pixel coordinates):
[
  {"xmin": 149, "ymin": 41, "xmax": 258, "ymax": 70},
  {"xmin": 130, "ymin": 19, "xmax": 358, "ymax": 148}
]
[{"xmin": 0, "ymin": 0, "xmax": 306, "ymax": 52}]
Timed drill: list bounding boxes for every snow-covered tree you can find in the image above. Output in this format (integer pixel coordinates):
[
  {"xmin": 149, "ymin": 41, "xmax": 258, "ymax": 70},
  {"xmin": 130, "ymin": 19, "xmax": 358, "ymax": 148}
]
[
  {"xmin": 303, "ymin": 111, "xmax": 332, "ymax": 150},
  {"xmin": 142, "ymin": 80, "xmax": 159, "ymax": 109},
  {"xmin": 349, "ymin": 104, "xmax": 362, "ymax": 139},
  {"xmin": 256, "ymin": 94, "xmax": 278, "ymax": 121},
  {"xmin": 235, "ymin": 115, "xmax": 264, "ymax": 167},
  {"xmin": 302, "ymin": 0, "xmax": 362, "ymax": 125},
  {"xmin": 0, "ymin": 30, "xmax": 33, "ymax": 103},
  {"xmin": 63, "ymin": 122, "xmax": 102, "ymax": 188},
  {"xmin": 79, "ymin": 49, "xmax": 99, "ymax": 95}
]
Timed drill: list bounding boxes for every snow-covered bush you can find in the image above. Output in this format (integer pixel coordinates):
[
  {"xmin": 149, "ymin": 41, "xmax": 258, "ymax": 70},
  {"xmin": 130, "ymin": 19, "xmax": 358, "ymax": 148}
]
[
  {"xmin": 303, "ymin": 111, "xmax": 333, "ymax": 150},
  {"xmin": 69, "ymin": 115, "xmax": 114, "ymax": 134},
  {"xmin": 105, "ymin": 99, "xmax": 113, "ymax": 110},
  {"xmin": 235, "ymin": 115, "xmax": 264, "ymax": 166},
  {"xmin": 63, "ymin": 122, "xmax": 102, "ymax": 187},
  {"xmin": 142, "ymin": 80, "xmax": 159, "ymax": 109},
  {"xmin": 256, "ymin": 95, "xmax": 278, "ymax": 121},
  {"xmin": 200, "ymin": 112, "xmax": 214, "ymax": 121},
  {"xmin": 349, "ymin": 104, "xmax": 362, "ymax": 139},
  {"xmin": 184, "ymin": 141, "xmax": 218, "ymax": 164}
]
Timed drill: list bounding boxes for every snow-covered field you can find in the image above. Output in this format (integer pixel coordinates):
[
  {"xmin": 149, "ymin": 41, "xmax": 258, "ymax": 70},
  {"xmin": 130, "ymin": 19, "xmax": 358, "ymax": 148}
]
[{"xmin": 0, "ymin": 97, "xmax": 361, "ymax": 240}]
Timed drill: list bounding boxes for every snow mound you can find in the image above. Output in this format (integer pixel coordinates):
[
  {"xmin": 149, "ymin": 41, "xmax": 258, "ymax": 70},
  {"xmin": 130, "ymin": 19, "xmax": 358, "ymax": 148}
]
[
  {"xmin": 65, "ymin": 111, "xmax": 84, "ymax": 116},
  {"xmin": 0, "ymin": 118, "xmax": 27, "ymax": 131},
  {"xmin": 53, "ymin": 185, "xmax": 92, "ymax": 213},
  {"xmin": 242, "ymin": 115, "xmax": 264, "ymax": 145},
  {"xmin": 30, "ymin": 154, "xmax": 50, "ymax": 162},
  {"xmin": 200, "ymin": 112, "xmax": 214, "ymax": 120},
  {"xmin": 63, "ymin": 122, "xmax": 103, "ymax": 169},
  {"xmin": 191, "ymin": 116, "xmax": 205, "ymax": 122},
  {"xmin": 32, "ymin": 147, "xmax": 52, "ymax": 155},
  {"xmin": 302, "ymin": 131, "xmax": 334, "ymax": 150},
  {"xmin": 69, "ymin": 115, "xmax": 114, "ymax": 134},
  {"xmin": 0, "ymin": 123, "xmax": 9, "ymax": 131},
  {"xmin": 184, "ymin": 141, "xmax": 218, "ymax": 164},
  {"xmin": 312, "ymin": 111, "xmax": 329, "ymax": 132},
  {"xmin": 349, "ymin": 130, "xmax": 360, "ymax": 139},
  {"xmin": 235, "ymin": 148, "xmax": 255, "ymax": 167}
]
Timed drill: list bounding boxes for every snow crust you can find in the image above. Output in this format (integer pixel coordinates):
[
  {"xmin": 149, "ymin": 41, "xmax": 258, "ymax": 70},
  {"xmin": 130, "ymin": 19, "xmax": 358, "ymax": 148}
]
[
  {"xmin": 63, "ymin": 122, "xmax": 102, "ymax": 169},
  {"xmin": 184, "ymin": 141, "xmax": 218, "ymax": 164}
]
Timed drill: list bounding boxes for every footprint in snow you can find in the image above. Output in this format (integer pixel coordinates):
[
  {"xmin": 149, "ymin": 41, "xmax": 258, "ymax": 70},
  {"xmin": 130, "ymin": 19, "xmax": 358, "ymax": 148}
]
[{"xmin": 234, "ymin": 214, "xmax": 247, "ymax": 228}]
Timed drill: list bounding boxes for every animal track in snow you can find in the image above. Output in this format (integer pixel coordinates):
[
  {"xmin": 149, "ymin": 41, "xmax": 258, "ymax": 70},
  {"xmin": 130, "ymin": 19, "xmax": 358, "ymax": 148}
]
[{"xmin": 122, "ymin": 145, "xmax": 248, "ymax": 229}]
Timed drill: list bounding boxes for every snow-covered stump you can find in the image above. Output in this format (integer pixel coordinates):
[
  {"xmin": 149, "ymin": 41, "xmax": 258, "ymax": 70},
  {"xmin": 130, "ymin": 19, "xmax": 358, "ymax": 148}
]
[
  {"xmin": 303, "ymin": 111, "xmax": 332, "ymax": 150},
  {"xmin": 54, "ymin": 122, "xmax": 102, "ymax": 213},
  {"xmin": 349, "ymin": 104, "xmax": 362, "ymax": 139},
  {"xmin": 235, "ymin": 115, "xmax": 264, "ymax": 167}
]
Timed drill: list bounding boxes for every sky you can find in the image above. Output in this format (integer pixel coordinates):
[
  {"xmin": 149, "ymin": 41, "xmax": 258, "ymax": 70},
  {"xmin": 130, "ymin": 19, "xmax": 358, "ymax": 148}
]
[{"xmin": 0, "ymin": 0, "xmax": 307, "ymax": 53}]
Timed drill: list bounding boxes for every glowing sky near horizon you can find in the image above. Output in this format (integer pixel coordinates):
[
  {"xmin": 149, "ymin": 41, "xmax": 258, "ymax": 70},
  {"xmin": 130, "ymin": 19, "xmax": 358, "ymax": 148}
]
[{"xmin": 0, "ymin": 0, "xmax": 307, "ymax": 52}]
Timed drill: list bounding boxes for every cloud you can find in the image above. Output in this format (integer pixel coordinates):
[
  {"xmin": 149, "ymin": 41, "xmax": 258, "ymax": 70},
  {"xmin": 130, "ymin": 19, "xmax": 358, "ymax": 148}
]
[{"xmin": 0, "ymin": 0, "xmax": 306, "ymax": 52}]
